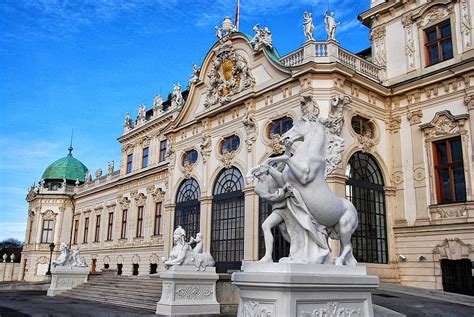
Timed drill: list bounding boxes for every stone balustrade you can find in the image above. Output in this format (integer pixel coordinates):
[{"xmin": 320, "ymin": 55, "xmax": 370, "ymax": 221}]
[{"xmin": 280, "ymin": 40, "xmax": 384, "ymax": 82}]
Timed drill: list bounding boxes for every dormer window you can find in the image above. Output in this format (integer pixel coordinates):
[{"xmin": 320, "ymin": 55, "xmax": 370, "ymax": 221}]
[{"xmin": 425, "ymin": 20, "xmax": 453, "ymax": 66}]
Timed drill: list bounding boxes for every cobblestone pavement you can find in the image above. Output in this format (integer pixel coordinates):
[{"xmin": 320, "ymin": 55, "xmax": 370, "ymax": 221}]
[{"xmin": 0, "ymin": 289, "xmax": 473, "ymax": 316}]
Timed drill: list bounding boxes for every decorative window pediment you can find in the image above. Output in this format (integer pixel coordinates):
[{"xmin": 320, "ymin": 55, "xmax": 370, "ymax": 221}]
[
  {"xmin": 433, "ymin": 238, "xmax": 473, "ymax": 260},
  {"xmin": 42, "ymin": 209, "xmax": 56, "ymax": 220},
  {"xmin": 117, "ymin": 195, "xmax": 131, "ymax": 210},
  {"xmin": 412, "ymin": 0, "xmax": 454, "ymax": 27},
  {"xmin": 420, "ymin": 110, "xmax": 468, "ymax": 139}
]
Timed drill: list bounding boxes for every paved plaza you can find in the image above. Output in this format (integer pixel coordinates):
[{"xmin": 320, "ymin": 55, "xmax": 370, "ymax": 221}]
[{"xmin": 0, "ymin": 289, "xmax": 473, "ymax": 317}]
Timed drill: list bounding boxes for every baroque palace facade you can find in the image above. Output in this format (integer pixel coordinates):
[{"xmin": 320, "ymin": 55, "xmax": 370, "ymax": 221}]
[{"xmin": 20, "ymin": 0, "xmax": 474, "ymax": 295}]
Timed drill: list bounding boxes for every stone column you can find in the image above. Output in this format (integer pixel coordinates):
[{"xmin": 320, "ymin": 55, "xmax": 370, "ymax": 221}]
[
  {"xmin": 387, "ymin": 116, "xmax": 407, "ymax": 226},
  {"xmin": 407, "ymin": 110, "xmax": 430, "ymax": 225},
  {"xmin": 243, "ymin": 187, "xmax": 258, "ymax": 261},
  {"xmin": 200, "ymin": 196, "xmax": 213, "ymax": 252},
  {"xmin": 163, "ymin": 203, "xmax": 175, "ymax": 259}
]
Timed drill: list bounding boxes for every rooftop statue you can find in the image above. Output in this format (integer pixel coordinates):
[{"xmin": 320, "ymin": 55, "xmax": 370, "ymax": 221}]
[
  {"xmin": 324, "ymin": 9, "xmax": 340, "ymax": 41},
  {"xmin": 124, "ymin": 112, "xmax": 132, "ymax": 128},
  {"xmin": 107, "ymin": 160, "xmax": 114, "ymax": 174},
  {"xmin": 215, "ymin": 16, "xmax": 237, "ymax": 40},
  {"xmin": 250, "ymin": 24, "xmax": 273, "ymax": 50},
  {"xmin": 303, "ymin": 11, "xmax": 314, "ymax": 41},
  {"xmin": 171, "ymin": 83, "xmax": 185, "ymax": 108},
  {"xmin": 138, "ymin": 104, "xmax": 147, "ymax": 119},
  {"xmin": 52, "ymin": 242, "xmax": 88, "ymax": 268},
  {"xmin": 246, "ymin": 95, "xmax": 358, "ymax": 266},
  {"xmin": 153, "ymin": 95, "xmax": 163, "ymax": 113},
  {"xmin": 189, "ymin": 63, "xmax": 200, "ymax": 84},
  {"xmin": 162, "ymin": 226, "xmax": 215, "ymax": 271}
]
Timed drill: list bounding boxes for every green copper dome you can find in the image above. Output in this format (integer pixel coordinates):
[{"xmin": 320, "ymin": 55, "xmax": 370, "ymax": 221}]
[{"xmin": 41, "ymin": 146, "xmax": 88, "ymax": 183}]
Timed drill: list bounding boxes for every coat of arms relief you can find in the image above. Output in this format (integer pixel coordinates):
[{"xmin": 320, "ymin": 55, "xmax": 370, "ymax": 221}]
[{"xmin": 204, "ymin": 40, "xmax": 255, "ymax": 108}]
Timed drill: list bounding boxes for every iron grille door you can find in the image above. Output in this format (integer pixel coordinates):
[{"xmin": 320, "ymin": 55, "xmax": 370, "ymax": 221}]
[
  {"xmin": 346, "ymin": 152, "xmax": 388, "ymax": 264},
  {"xmin": 211, "ymin": 168, "xmax": 245, "ymax": 273},
  {"xmin": 441, "ymin": 259, "xmax": 474, "ymax": 296},
  {"xmin": 175, "ymin": 178, "xmax": 201, "ymax": 240}
]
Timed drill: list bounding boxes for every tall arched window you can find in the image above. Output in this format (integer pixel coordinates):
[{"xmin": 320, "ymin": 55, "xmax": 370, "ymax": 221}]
[
  {"xmin": 175, "ymin": 178, "xmax": 201, "ymax": 240},
  {"xmin": 258, "ymin": 199, "xmax": 290, "ymax": 261},
  {"xmin": 346, "ymin": 152, "xmax": 388, "ymax": 264},
  {"xmin": 211, "ymin": 167, "xmax": 245, "ymax": 273}
]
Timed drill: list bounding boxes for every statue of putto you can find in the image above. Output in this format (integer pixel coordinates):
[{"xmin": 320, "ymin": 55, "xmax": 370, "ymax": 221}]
[
  {"xmin": 84, "ymin": 170, "xmax": 92, "ymax": 183},
  {"xmin": 153, "ymin": 94, "xmax": 163, "ymax": 114},
  {"xmin": 189, "ymin": 63, "xmax": 200, "ymax": 84},
  {"xmin": 246, "ymin": 94, "xmax": 357, "ymax": 266},
  {"xmin": 171, "ymin": 83, "xmax": 185, "ymax": 108},
  {"xmin": 204, "ymin": 40, "xmax": 255, "ymax": 108},
  {"xmin": 250, "ymin": 24, "xmax": 273, "ymax": 50},
  {"xmin": 324, "ymin": 9, "xmax": 340, "ymax": 41},
  {"xmin": 52, "ymin": 242, "xmax": 88, "ymax": 268},
  {"xmin": 161, "ymin": 226, "xmax": 215, "ymax": 271},
  {"xmin": 303, "ymin": 11, "xmax": 314, "ymax": 41}
]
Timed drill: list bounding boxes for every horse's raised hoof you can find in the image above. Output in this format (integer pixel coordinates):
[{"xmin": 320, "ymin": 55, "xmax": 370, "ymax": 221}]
[{"xmin": 257, "ymin": 255, "xmax": 273, "ymax": 263}]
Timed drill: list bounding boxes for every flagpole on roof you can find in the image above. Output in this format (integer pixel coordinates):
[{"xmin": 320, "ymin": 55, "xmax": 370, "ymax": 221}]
[{"xmin": 235, "ymin": 0, "xmax": 240, "ymax": 31}]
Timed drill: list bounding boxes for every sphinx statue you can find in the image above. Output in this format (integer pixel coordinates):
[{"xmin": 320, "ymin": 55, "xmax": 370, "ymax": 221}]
[
  {"xmin": 52, "ymin": 242, "xmax": 88, "ymax": 268},
  {"xmin": 162, "ymin": 226, "xmax": 215, "ymax": 271}
]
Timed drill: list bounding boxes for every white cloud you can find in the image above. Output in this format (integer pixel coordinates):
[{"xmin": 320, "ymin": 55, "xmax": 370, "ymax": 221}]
[
  {"xmin": 0, "ymin": 223, "xmax": 26, "ymax": 242},
  {"xmin": 338, "ymin": 18, "xmax": 363, "ymax": 34}
]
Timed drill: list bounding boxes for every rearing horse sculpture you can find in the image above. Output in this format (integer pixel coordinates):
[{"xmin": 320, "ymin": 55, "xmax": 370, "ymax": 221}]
[{"xmin": 247, "ymin": 95, "xmax": 358, "ymax": 266}]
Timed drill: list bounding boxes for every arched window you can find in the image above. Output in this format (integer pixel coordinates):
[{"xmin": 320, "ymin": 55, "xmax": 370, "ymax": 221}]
[
  {"xmin": 346, "ymin": 152, "xmax": 388, "ymax": 264},
  {"xmin": 258, "ymin": 199, "xmax": 290, "ymax": 261},
  {"xmin": 211, "ymin": 167, "xmax": 245, "ymax": 273},
  {"xmin": 175, "ymin": 178, "xmax": 201, "ymax": 240}
]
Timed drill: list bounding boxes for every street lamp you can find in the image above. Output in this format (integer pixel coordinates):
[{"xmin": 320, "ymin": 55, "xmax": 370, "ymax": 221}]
[{"xmin": 45, "ymin": 242, "xmax": 55, "ymax": 276}]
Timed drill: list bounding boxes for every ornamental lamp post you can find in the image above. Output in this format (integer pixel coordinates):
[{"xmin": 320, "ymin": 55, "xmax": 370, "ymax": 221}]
[{"xmin": 46, "ymin": 242, "xmax": 55, "ymax": 276}]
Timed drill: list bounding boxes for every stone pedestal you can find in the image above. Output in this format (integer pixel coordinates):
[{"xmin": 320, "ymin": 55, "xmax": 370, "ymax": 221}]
[
  {"xmin": 156, "ymin": 266, "xmax": 220, "ymax": 316},
  {"xmin": 47, "ymin": 266, "xmax": 89, "ymax": 296},
  {"xmin": 232, "ymin": 262, "xmax": 379, "ymax": 317}
]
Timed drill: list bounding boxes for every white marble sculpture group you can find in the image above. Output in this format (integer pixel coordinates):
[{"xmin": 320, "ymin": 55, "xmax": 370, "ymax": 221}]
[
  {"xmin": 161, "ymin": 226, "xmax": 215, "ymax": 271},
  {"xmin": 52, "ymin": 242, "xmax": 88, "ymax": 268},
  {"xmin": 246, "ymin": 95, "xmax": 358, "ymax": 266}
]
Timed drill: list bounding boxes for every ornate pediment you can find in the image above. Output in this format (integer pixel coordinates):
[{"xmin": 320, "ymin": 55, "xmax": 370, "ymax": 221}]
[
  {"xmin": 420, "ymin": 110, "xmax": 468, "ymax": 139},
  {"xmin": 204, "ymin": 40, "xmax": 255, "ymax": 108},
  {"xmin": 117, "ymin": 195, "xmax": 131, "ymax": 210},
  {"xmin": 412, "ymin": 0, "xmax": 455, "ymax": 27},
  {"xmin": 433, "ymin": 238, "xmax": 473, "ymax": 260}
]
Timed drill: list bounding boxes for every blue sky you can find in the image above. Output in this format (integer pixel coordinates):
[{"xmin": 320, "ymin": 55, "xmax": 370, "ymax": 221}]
[{"xmin": 0, "ymin": 0, "xmax": 371, "ymax": 242}]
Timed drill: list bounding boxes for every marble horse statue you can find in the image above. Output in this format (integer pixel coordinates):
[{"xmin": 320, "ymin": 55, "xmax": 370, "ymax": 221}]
[{"xmin": 247, "ymin": 95, "xmax": 358, "ymax": 266}]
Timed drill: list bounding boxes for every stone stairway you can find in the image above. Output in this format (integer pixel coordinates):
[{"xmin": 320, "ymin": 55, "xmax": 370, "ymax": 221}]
[{"xmin": 58, "ymin": 271, "xmax": 162, "ymax": 312}]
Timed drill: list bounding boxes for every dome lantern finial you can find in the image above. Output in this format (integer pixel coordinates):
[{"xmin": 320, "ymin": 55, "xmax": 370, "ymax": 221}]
[{"xmin": 68, "ymin": 129, "xmax": 74, "ymax": 155}]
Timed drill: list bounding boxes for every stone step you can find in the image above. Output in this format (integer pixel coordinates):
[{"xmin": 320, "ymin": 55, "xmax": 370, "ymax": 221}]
[
  {"xmin": 59, "ymin": 293, "xmax": 155, "ymax": 311},
  {"xmin": 83, "ymin": 281, "xmax": 162, "ymax": 290},
  {"xmin": 70, "ymin": 286, "xmax": 161, "ymax": 299},
  {"xmin": 63, "ymin": 288, "xmax": 160, "ymax": 303},
  {"xmin": 88, "ymin": 277, "xmax": 161, "ymax": 285}
]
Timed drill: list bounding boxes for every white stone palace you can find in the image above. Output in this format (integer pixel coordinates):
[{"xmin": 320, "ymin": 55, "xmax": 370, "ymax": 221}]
[{"xmin": 19, "ymin": 0, "xmax": 474, "ymax": 298}]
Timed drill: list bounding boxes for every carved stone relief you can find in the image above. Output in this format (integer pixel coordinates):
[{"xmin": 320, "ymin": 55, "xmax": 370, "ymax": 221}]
[
  {"xmin": 117, "ymin": 195, "xmax": 131, "ymax": 210},
  {"xmin": 204, "ymin": 40, "xmax": 255, "ymax": 108},
  {"xmin": 416, "ymin": 5, "xmax": 452, "ymax": 28},
  {"xmin": 219, "ymin": 151, "xmax": 236, "ymax": 169},
  {"xmin": 147, "ymin": 186, "xmax": 166, "ymax": 202},
  {"xmin": 42, "ymin": 210, "xmax": 56, "ymax": 220},
  {"xmin": 300, "ymin": 301, "xmax": 362, "ymax": 317},
  {"xmin": 175, "ymin": 285, "xmax": 213, "ymax": 301},
  {"xmin": 133, "ymin": 192, "xmax": 147, "ymax": 206},
  {"xmin": 370, "ymin": 26, "xmax": 386, "ymax": 67},
  {"xmin": 430, "ymin": 205, "xmax": 468, "ymax": 220},
  {"xmin": 357, "ymin": 134, "xmax": 376, "ymax": 153},
  {"xmin": 200, "ymin": 133, "xmax": 212, "ymax": 163},
  {"xmin": 460, "ymin": 0, "xmax": 472, "ymax": 50},
  {"xmin": 181, "ymin": 163, "xmax": 194, "ymax": 179},
  {"xmin": 240, "ymin": 300, "xmax": 274, "ymax": 317},
  {"xmin": 243, "ymin": 111, "xmax": 258, "ymax": 152},
  {"xmin": 402, "ymin": 14, "xmax": 416, "ymax": 71},
  {"xmin": 391, "ymin": 171, "xmax": 404, "ymax": 185},
  {"xmin": 386, "ymin": 116, "xmax": 402, "ymax": 132}
]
